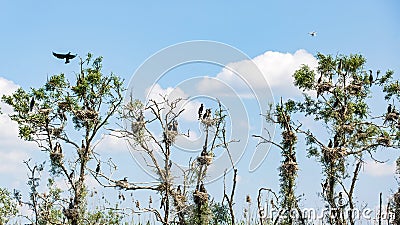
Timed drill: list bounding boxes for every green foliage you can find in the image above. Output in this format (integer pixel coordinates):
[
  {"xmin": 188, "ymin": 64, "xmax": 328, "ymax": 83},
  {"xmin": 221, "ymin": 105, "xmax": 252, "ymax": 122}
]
[
  {"xmin": 210, "ymin": 202, "xmax": 232, "ymax": 225},
  {"xmin": 293, "ymin": 64, "xmax": 315, "ymax": 91},
  {"xmin": 0, "ymin": 187, "xmax": 18, "ymax": 225}
]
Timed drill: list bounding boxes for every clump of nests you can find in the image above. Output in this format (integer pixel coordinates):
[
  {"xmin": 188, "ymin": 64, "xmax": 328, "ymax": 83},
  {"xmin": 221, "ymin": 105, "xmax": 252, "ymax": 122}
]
[
  {"xmin": 322, "ymin": 147, "xmax": 346, "ymax": 162},
  {"xmin": 73, "ymin": 109, "xmax": 98, "ymax": 120},
  {"xmin": 282, "ymin": 161, "xmax": 298, "ymax": 173},
  {"xmin": 193, "ymin": 189, "xmax": 208, "ymax": 205},
  {"xmin": 377, "ymin": 136, "xmax": 391, "ymax": 146},
  {"xmin": 386, "ymin": 112, "xmax": 399, "ymax": 123},
  {"xmin": 347, "ymin": 83, "xmax": 363, "ymax": 95},
  {"xmin": 50, "ymin": 151, "xmax": 63, "ymax": 164},
  {"xmin": 282, "ymin": 130, "xmax": 297, "ymax": 142},
  {"xmin": 197, "ymin": 154, "xmax": 213, "ymax": 166},
  {"xmin": 173, "ymin": 193, "xmax": 187, "ymax": 208},
  {"xmin": 164, "ymin": 130, "xmax": 178, "ymax": 144},
  {"xmin": 200, "ymin": 117, "xmax": 217, "ymax": 127},
  {"xmin": 317, "ymin": 82, "xmax": 333, "ymax": 93},
  {"xmin": 63, "ymin": 208, "xmax": 78, "ymax": 221}
]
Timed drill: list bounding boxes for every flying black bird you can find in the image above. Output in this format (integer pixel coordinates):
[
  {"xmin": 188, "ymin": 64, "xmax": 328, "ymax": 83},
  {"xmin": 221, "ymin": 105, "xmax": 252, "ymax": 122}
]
[
  {"xmin": 388, "ymin": 104, "xmax": 392, "ymax": 114},
  {"xmin": 328, "ymin": 139, "xmax": 333, "ymax": 148},
  {"xmin": 369, "ymin": 70, "xmax": 373, "ymax": 86},
  {"xmin": 198, "ymin": 103, "xmax": 204, "ymax": 120},
  {"xmin": 29, "ymin": 97, "xmax": 35, "ymax": 112},
  {"xmin": 52, "ymin": 52, "xmax": 77, "ymax": 64},
  {"xmin": 308, "ymin": 31, "xmax": 317, "ymax": 36}
]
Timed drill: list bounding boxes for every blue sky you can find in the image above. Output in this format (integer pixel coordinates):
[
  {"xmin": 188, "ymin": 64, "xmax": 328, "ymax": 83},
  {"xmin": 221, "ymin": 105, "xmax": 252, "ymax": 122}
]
[{"xmin": 1, "ymin": 0, "xmax": 400, "ymax": 223}]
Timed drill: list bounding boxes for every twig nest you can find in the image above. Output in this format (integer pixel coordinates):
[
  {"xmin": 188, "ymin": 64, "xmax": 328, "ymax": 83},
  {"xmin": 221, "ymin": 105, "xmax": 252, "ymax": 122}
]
[
  {"xmin": 74, "ymin": 109, "xmax": 98, "ymax": 120},
  {"xmin": 201, "ymin": 117, "xmax": 217, "ymax": 126},
  {"xmin": 323, "ymin": 147, "xmax": 346, "ymax": 161},
  {"xmin": 173, "ymin": 194, "xmax": 187, "ymax": 208},
  {"xmin": 193, "ymin": 190, "xmax": 208, "ymax": 204},
  {"xmin": 282, "ymin": 130, "xmax": 296, "ymax": 142},
  {"xmin": 377, "ymin": 136, "xmax": 391, "ymax": 146},
  {"xmin": 165, "ymin": 130, "xmax": 178, "ymax": 144},
  {"xmin": 317, "ymin": 82, "xmax": 332, "ymax": 93},
  {"xmin": 38, "ymin": 108, "xmax": 52, "ymax": 114},
  {"xmin": 115, "ymin": 180, "xmax": 129, "ymax": 190},
  {"xmin": 131, "ymin": 121, "xmax": 145, "ymax": 134},
  {"xmin": 386, "ymin": 112, "xmax": 399, "ymax": 122},
  {"xmin": 282, "ymin": 161, "xmax": 298, "ymax": 172},
  {"xmin": 197, "ymin": 155, "xmax": 213, "ymax": 166},
  {"xmin": 342, "ymin": 124, "xmax": 354, "ymax": 133},
  {"xmin": 63, "ymin": 208, "xmax": 78, "ymax": 220},
  {"xmin": 58, "ymin": 101, "xmax": 71, "ymax": 110},
  {"xmin": 51, "ymin": 127, "xmax": 63, "ymax": 137},
  {"xmin": 50, "ymin": 152, "xmax": 63, "ymax": 163},
  {"xmin": 347, "ymin": 83, "xmax": 362, "ymax": 94}
]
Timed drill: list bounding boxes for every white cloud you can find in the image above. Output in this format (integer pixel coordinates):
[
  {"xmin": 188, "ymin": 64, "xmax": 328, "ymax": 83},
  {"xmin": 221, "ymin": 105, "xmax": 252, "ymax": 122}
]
[
  {"xmin": 364, "ymin": 160, "xmax": 396, "ymax": 177},
  {"xmin": 197, "ymin": 49, "xmax": 318, "ymax": 98},
  {"xmin": 0, "ymin": 77, "xmax": 35, "ymax": 187}
]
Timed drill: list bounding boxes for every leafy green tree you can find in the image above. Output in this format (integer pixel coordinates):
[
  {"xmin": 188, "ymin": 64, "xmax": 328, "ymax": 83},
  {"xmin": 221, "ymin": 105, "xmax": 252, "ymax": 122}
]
[
  {"xmin": 255, "ymin": 99, "xmax": 305, "ymax": 225},
  {"xmin": 293, "ymin": 53, "xmax": 398, "ymax": 225},
  {"xmin": 2, "ymin": 53, "xmax": 124, "ymax": 225},
  {"xmin": 0, "ymin": 187, "xmax": 18, "ymax": 225}
]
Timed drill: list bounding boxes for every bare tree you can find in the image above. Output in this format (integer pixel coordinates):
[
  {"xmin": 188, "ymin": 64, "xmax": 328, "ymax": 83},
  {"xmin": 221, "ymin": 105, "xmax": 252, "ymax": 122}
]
[{"xmin": 93, "ymin": 95, "xmax": 236, "ymax": 225}]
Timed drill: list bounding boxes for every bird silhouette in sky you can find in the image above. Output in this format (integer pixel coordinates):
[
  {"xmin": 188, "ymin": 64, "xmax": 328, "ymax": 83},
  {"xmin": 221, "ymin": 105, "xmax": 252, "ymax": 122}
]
[
  {"xmin": 52, "ymin": 52, "xmax": 77, "ymax": 64},
  {"xmin": 308, "ymin": 31, "xmax": 317, "ymax": 37}
]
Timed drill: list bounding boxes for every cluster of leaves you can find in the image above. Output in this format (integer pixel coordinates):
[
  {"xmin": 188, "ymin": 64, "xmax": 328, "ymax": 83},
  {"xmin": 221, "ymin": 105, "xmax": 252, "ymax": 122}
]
[{"xmin": 0, "ymin": 187, "xmax": 18, "ymax": 225}]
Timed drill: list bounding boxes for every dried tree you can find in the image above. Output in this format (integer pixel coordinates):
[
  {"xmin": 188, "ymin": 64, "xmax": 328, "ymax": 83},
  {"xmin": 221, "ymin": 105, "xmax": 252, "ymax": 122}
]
[
  {"xmin": 2, "ymin": 53, "xmax": 124, "ymax": 225},
  {"xmin": 95, "ymin": 95, "xmax": 236, "ymax": 225}
]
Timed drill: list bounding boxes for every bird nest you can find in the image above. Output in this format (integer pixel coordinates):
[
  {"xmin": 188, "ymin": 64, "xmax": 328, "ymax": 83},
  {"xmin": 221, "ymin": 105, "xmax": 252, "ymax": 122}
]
[
  {"xmin": 131, "ymin": 121, "xmax": 145, "ymax": 134},
  {"xmin": 173, "ymin": 194, "xmax": 187, "ymax": 208},
  {"xmin": 38, "ymin": 108, "xmax": 52, "ymax": 114},
  {"xmin": 201, "ymin": 117, "xmax": 217, "ymax": 126},
  {"xmin": 74, "ymin": 109, "xmax": 98, "ymax": 120},
  {"xmin": 347, "ymin": 83, "xmax": 362, "ymax": 95},
  {"xmin": 377, "ymin": 136, "xmax": 391, "ymax": 146},
  {"xmin": 282, "ymin": 130, "xmax": 296, "ymax": 142},
  {"xmin": 50, "ymin": 152, "xmax": 63, "ymax": 162},
  {"xmin": 193, "ymin": 190, "xmax": 208, "ymax": 204},
  {"xmin": 282, "ymin": 161, "xmax": 298, "ymax": 172},
  {"xmin": 323, "ymin": 147, "xmax": 346, "ymax": 160},
  {"xmin": 58, "ymin": 101, "xmax": 71, "ymax": 111},
  {"xmin": 386, "ymin": 112, "xmax": 399, "ymax": 122},
  {"xmin": 342, "ymin": 124, "xmax": 354, "ymax": 133},
  {"xmin": 165, "ymin": 130, "xmax": 178, "ymax": 144},
  {"xmin": 197, "ymin": 155, "xmax": 213, "ymax": 166},
  {"xmin": 318, "ymin": 82, "xmax": 332, "ymax": 92},
  {"xmin": 63, "ymin": 208, "xmax": 78, "ymax": 220}
]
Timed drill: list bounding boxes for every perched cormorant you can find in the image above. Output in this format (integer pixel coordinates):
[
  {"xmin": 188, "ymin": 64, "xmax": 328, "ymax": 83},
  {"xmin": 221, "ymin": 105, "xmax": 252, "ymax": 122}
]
[{"xmin": 198, "ymin": 103, "xmax": 204, "ymax": 120}]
